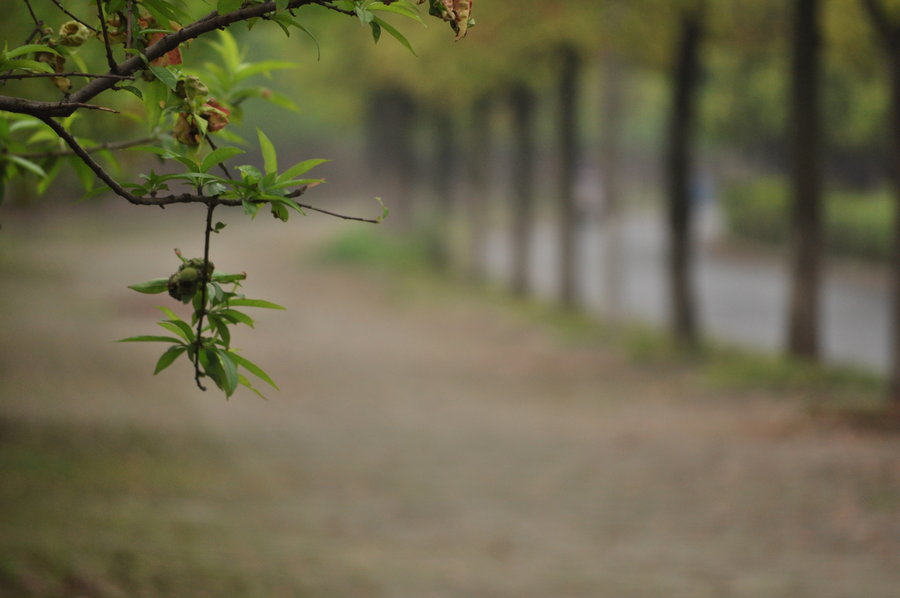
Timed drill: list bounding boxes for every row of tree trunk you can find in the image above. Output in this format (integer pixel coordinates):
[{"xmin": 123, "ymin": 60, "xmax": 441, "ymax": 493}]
[{"xmin": 365, "ymin": 0, "xmax": 900, "ymax": 409}]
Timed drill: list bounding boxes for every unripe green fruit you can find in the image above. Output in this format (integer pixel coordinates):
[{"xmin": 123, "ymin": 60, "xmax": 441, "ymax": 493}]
[{"xmin": 179, "ymin": 267, "xmax": 199, "ymax": 282}]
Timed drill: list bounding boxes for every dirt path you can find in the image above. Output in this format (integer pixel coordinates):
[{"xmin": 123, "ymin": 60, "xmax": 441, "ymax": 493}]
[{"xmin": 2, "ymin": 203, "xmax": 899, "ymax": 597}]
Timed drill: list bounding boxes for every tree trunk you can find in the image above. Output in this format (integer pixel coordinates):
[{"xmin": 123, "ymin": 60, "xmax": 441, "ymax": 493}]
[
  {"xmin": 368, "ymin": 88, "xmax": 416, "ymax": 229},
  {"xmin": 466, "ymin": 93, "xmax": 492, "ymax": 282},
  {"xmin": 666, "ymin": 9, "xmax": 703, "ymax": 347},
  {"xmin": 857, "ymin": 0, "xmax": 900, "ymax": 407},
  {"xmin": 600, "ymin": 50, "xmax": 625, "ymax": 321},
  {"xmin": 891, "ymin": 57, "xmax": 900, "ymax": 406},
  {"xmin": 786, "ymin": 0, "xmax": 823, "ymax": 361},
  {"xmin": 558, "ymin": 45, "xmax": 581, "ymax": 309},
  {"xmin": 429, "ymin": 109, "xmax": 456, "ymax": 269},
  {"xmin": 510, "ymin": 84, "xmax": 536, "ymax": 297}
]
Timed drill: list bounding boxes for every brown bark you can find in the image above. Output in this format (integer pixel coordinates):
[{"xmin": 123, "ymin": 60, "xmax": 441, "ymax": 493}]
[
  {"xmin": 600, "ymin": 50, "xmax": 625, "ymax": 321},
  {"xmin": 466, "ymin": 93, "xmax": 492, "ymax": 282},
  {"xmin": 429, "ymin": 109, "xmax": 456, "ymax": 268},
  {"xmin": 666, "ymin": 8, "xmax": 704, "ymax": 347},
  {"xmin": 558, "ymin": 45, "xmax": 582, "ymax": 309},
  {"xmin": 786, "ymin": 0, "xmax": 823, "ymax": 361},
  {"xmin": 367, "ymin": 88, "xmax": 417, "ymax": 229},
  {"xmin": 510, "ymin": 84, "xmax": 536, "ymax": 297},
  {"xmin": 859, "ymin": 0, "xmax": 900, "ymax": 406}
]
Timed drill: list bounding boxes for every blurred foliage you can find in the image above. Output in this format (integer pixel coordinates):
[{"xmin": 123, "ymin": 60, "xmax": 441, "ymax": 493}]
[{"xmin": 723, "ymin": 176, "xmax": 896, "ymax": 262}]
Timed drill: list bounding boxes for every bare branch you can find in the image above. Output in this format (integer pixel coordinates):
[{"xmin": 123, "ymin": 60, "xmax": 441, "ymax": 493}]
[
  {"xmin": 0, "ymin": 72, "xmax": 134, "ymax": 81},
  {"xmin": 96, "ymin": 0, "xmax": 118, "ymax": 72},
  {"xmin": 0, "ymin": 96, "xmax": 118, "ymax": 116},
  {"xmin": 862, "ymin": 0, "xmax": 900, "ymax": 49},
  {"xmin": 0, "ymin": 1, "xmax": 341, "ymax": 118},
  {"xmin": 23, "ymin": 0, "xmax": 41, "ymax": 28},
  {"xmin": 14, "ymin": 137, "xmax": 155, "ymax": 160},
  {"xmin": 125, "ymin": 0, "xmax": 135, "ymax": 50},
  {"xmin": 49, "ymin": 0, "xmax": 98, "ymax": 33},
  {"xmin": 69, "ymin": 1, "xmax": 330, "ymax": 107},
  {"xmin": 293, "ymin": 202, "xmax": 381, "ymax": 224}
]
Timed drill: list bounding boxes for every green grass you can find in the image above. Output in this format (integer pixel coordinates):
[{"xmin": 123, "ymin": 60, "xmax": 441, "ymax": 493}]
[
  {"xmin": 316, "ymin": 226, "xmax": 888, "ymax": 415},
  {"xmin": 723, "ymin": 176, "xmax": 896, "ymax": 263}
]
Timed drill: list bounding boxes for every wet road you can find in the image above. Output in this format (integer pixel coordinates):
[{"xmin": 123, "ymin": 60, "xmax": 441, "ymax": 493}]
[{"xmin": 484, "ymin": 207, "xmax": 891, "ymax": 374}]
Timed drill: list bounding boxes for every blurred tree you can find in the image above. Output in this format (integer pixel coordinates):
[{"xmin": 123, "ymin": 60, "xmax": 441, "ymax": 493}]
[
  {"xmin": 860, "ymin": 0, "xmax": 900, "ymax": 407},
  {"xmin": 786, "ymin": 0, "xmax": 824, "ymax": 361},
  {"xmin": 464, "ymin": 91, "xmax": 492, "ymax": 281},
  {"xmin": 0, "ymin": 0, "xmax": 468, "ymax": 396},
  {"xmin": 509, "ymin": 82, "xmax": 537, "ymax": 296},
  {"xmin": 558, "ymin": 43, "xmax": 582, "ymax": 308},
  {"xmin": 666, "ymin": 2, "xmax": 705, "ymax": 348}
]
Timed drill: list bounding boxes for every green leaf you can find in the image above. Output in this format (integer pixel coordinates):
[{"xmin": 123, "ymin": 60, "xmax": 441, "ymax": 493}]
[
  {"xmin": 368, "ymin": 1, "xmax": 424, "ymax": 24},
  {"xmin": 278, "ymin": 158, "xmax": 328, "ymax": 182},
  {"xmin": 201, "ymin": 146, "xmax": 244, "ymax": 173},
  {"xmin": 117, "ymin": 335, "xmax": 184, "ymax": 343},
  {"xmin": 257, "ymin": 128, "xmax": 277, "ymax": 175},
  {"xmin": 154, "ymin": 345, "xmax": 187, "ymax": 374},
  {"xmin": 228, "ymin": 351, "xmax": 279, "ymax": 389},
  {"xmin": 238, "ymin": 374, "xmax": 269, "ymax": 399},
  {"xmin": 208, "ymin": 314, "xmax": 232, "ymax": 348},
  {"xmin": 214, "ymin": 349, "xmax": 239, "ymax": 397},
  {"xmin": 5, "ymin": 44, "xmax": 60, "ymax": 59},
  {"xmin": 375, "ymin": 196, "xmax": 389, "ymax": 222},
  {"xmin": 211, "ymin": 271, "xmax": 246, "ymax": 284},
  {"xmin": 372, "ymin": 17, "xmax": 416, "ymax": 55},
  {"xmin": 128, "ymin": 278, "xmax": 169, "ymax": 294},
  {"xmin": 4, "ymin": 155, "xmax": 46, "ymax": 177},
  {"xmin": 158, "ymin": 320, "xmax": 195, "ymax": 343},
  {"xmin": 143, "ymin": 80, "xmax": 168, "ymax": 131},
  {"xmin": 227, "ymin": 298, "xmax": 286, "ymax": 310},
  {"xmin": 0, "ymin": 59, "xmax": 54, "ymax": 74},
  {"xmin": 217, "ymin": 308, "xmax": 255, "ymax": 327},
  {"xmin": 120, "ymin": 85, "xmax": 143, "ymax": 100},
  {"xmin": 148, "ymin": 65, "xmax": 178, "ymax": 91}
]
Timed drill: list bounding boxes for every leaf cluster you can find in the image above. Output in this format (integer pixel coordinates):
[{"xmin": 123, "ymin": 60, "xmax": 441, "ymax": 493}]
[{"xmin": 122, "ymin": 254, "xmax": 282, "ymax": 398}]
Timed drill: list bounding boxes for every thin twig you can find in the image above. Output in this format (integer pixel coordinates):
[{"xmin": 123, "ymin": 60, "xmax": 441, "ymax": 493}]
[
  {"xmin": 14, "ymin": 136, "xmax": 154, "ymax": 159},
  {"xmin": 0, "ymin": 72, "xmax": 134, "ymax": 81},
  {"xmin": 125, "ymin": 0, "xmax": 135, "ymax": 50},
  {"xmin": 0, "ymin": 1, "xmax": 336, "ymax": 118},
  {"xmin": 49, "ymin": 0, "xmax": 98, "ymax": 32},
  {"xmin": 23, "ymin": 0, "xmax": 41, "ymax": 28},
  {"xmin": 193, "ymin": 201, "xmax": 216, "ymax": 392},
  {"xmin": 293, "ymin": 202, "xmax": 381, "ymax": 223},
  {"xmin": 65, "ymin": 102, "xmax": 119, "ymax": 113},
  {"xmin": 96, "ymin": 0, "xmax": 118, "ymax": 72},
  {"xmin": 205, "ymin": 135, "xmax": 233, "ymax": 179}
]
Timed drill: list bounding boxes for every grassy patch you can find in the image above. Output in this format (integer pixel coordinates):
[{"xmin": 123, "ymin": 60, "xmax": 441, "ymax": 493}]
[
  {"xmin": 314, "ymin": 226, "xmax": 432, "ymax": 273},
  {"xmin": 0, "ymin": 416, "xmax": 369, "ymax": 597},
  {"xmin": 723, "ymin": 176, "xmax": 895, "ymax": 263},
  {"xmin": 316, "ymin": 226, "xmax": 889, "ymax": 416}
]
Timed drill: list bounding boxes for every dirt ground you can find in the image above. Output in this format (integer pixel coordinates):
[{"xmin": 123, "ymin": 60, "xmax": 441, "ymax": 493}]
[{"xmin": 1, "ymin": 202, "xmax": 899, "ymax": 597}]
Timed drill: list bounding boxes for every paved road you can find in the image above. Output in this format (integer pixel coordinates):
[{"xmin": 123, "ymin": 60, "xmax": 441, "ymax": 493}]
[{"xmin": 484, "ymin": 206, "xmax": 892, "ymax": 374}]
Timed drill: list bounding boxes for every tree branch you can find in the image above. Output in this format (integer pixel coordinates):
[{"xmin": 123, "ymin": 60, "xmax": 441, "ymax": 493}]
[
  {"xmin": 49, "ymin": 0, "xmax": 98, "ymax": 33},
  {"xmin": 294, "ymin": 202, "xmax": 381, "ymax": 223},
  {"xmin": 13, "ymin": 136, "xmax": 155, "ymax": 160},
  {"xmin": 862, "ymin": 0, "xmax": 900, "ymax": 50},
  {"xmin": 0, "ymin": 1, "xmax": 336, "ymax": 119},
  {"xmin": 0, "ymin": 72, "xmax": 134, "ymax": 81},
  {"xmin": 23, "ymin": 0, "xmax": 41, "ymax": 28},
  {"xmin": 96, "ymin": 0, "xmax": 118, "ymax": 72}
]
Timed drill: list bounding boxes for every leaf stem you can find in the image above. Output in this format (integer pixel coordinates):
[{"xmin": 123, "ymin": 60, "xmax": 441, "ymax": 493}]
[{"xmin": 193, "ymin": 201, "xmax": 216, "ymax": 391}]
